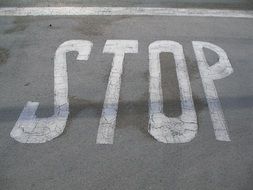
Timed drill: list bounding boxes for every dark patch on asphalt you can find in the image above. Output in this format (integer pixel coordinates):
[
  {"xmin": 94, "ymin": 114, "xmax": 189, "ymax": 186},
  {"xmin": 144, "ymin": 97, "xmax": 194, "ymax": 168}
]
[
  {"xmin": 47, "ymin": 22, "xmax": 61, "ymax": 30},
  {"xmin": 153, "ymin": 53, "xmax": 206, "ymax": 118},
  {"xmin": 48, "ymin": 23, "xmax": 55, "ymax": 29},
  {"xmin": 0, "ymin": 48, "xmax": 9, "ymax": 65},
  {"xmin": 0, "ymin": 94, "xmax": 223, "ymax": 124},
  {"xmin": 117, "ymin": 92, "xmax": 150, "ymax": 138},
  {"xmin": 99, "ymin": 54, "xmax": 113, "ymax": 83},
  {"xmin": 4, "ymin": 18, "xmax": 27, "ymax": 34},
  {"xmin": 4, "ymin": 24, "xmax": 26, "ymax": 34},
  {"xmin": 203, "ymin": 47, "xmax": 220, "ymax": 66},
  {"xmin": 160, "ymin": 52, "xmax": 182, "ymax": 117},
  {"xmin": 66, "ymin": 96, "xmax": 102, "ymax": 127},
  {"xmin": 143, "ymin": 70, "xmax": 149, "ymax": 81},
  {"xmin": 181, "ymin": 55, "xmax": 207, "ymax": 115},
  {"xmin": 75, "ymin": 16, "xmax": 130, "ymax": 36},
  {"xmin": 192, "ymin": 95, "xmax": 207, "ymax": 113},
  {"xmin": 185, "ymin": 56, "xmax": 201, "ymax": 80}
]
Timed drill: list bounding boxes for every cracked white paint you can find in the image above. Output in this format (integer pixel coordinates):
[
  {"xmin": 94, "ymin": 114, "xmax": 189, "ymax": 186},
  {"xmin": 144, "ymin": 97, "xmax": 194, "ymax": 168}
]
[
  {"xmin": 192, "ymin": 41, "xmax": 233, "ymax": 141},
  {"xmin": 10, "ymin": 40, "xmax": 92, "ymax": 143},
  {"xmin": 96, "ymin": 40, "xmax": 138, "ymax": 144},
  {"xmin": 148, "ymin": 41, "xmax": 198, "ymax": 143}
]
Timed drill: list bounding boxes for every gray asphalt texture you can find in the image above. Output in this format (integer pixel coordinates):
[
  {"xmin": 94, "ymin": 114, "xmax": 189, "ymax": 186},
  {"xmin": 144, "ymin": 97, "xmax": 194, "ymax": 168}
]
[{"xmin": 0, "ymin": 1, "xmax": 253, "ymax": 190}]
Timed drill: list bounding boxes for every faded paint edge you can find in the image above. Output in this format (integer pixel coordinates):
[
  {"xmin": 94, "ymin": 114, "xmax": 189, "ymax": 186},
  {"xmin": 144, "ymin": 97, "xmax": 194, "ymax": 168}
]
[{"xmin": 0, "ymin": 7, "xmax": 252, "ymax": 18}]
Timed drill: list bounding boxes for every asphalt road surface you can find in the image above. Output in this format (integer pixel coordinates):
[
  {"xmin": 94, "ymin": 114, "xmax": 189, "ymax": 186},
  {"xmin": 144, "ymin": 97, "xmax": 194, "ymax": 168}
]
[{"xmin": 0, "ymin": 1, "xmax": 253, "ymax": 190}]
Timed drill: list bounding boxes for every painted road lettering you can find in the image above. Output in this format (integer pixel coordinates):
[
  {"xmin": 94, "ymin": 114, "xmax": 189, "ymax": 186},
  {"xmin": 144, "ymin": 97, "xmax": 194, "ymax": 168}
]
[
  {"xmin": 11, "ymin": 40, "xmax": 93, "ymax": 143},
  {"xmin": 193, "ymin": 41, "xmax": 233, "ymax": 141},
  {"xmin": 10, "ymin": 40, "xmax": 233, "ymax": 144},
  {"xmin": 96, "ymin": 40, "xmax": 138, "ymax": 144},
  {"xmin": 148, "ymin": 41, "xmax": 197, "ymax": 143}
]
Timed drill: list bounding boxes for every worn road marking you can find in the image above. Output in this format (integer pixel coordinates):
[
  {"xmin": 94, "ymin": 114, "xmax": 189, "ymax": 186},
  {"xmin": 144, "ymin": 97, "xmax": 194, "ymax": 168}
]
[
  {"xmin": 10, "ymin": 40, "xmax": 92, "ymax": 143},
  {"xmin": 10, "ymin": 40, "xmax": 233, "ymax": 144},
  {"xmin": 96, "ymin": 40, "xmax": 138, "ymax": 144},
  {"xmin": 193, "ymin": 41, "xmax": 233, "ymax": 141},
  {"xmin": 148, "ymin": 41, "xmax": 198, "ymax": 143},
  {"xmin": 0, "ymin": 7, "xmax": 253, "ymax": 18}
]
